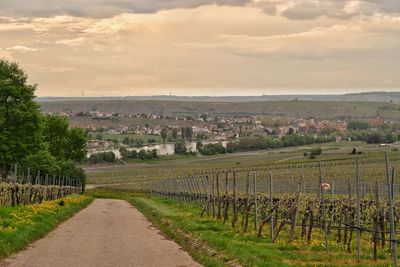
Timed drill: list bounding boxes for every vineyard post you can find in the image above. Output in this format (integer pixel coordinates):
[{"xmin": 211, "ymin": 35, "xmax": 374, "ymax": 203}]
[
  {"xmin": 269, "ymin": 171, "xmax": 274, "ymax": 241},
  {"xmin": 385, "ymin": 152, "xmax": 397, "ymax": 267},
  {"xmin": 373, "ymin": 181, "xmax": 379, "ymax": 261},
  {"xmin": 232, "ymin": 171, "xmax": 237, "ymax": 227},
  {"xmin": 36, "ymin": 170, "xmax": 40, "ymax": 185},
  {"xmin": 206, "ymin": 175, "xmax": 210, "ymax": 216},
  {"xmin": 253, "ymin": 172, "xmax": 258, "ymax": 231},
  {"xmin": 27, "ymin": 167, "xmax": 31, "ymax": 184},
  {"xmin": 224, "ymin": 172, "xmax": 228, "ymax": 223},
  {"xmin": 13, "ymin": 164, "xmax": 17, "ymax": 184},
  {"xmin": 356, "ymin": 152, "xmax": 361, "ymax": 263},
  {"xmin": 217, "ymin": 173, "xmax": 221, "ymax": 219},
  {"xmin": 212, "ymin": 174, "xmax": 215, "ymax": 218},
  {"xmin": 319, "ymin": 161, "xmax": 329, "ymax": 255}
]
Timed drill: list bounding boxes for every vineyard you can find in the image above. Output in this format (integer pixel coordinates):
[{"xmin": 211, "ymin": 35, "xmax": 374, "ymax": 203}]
[
  {"xmin": 103, "ymin": 151, "xmax": 400, "ymax": 265},
  {"xmin": 0, "ymin": 165, "xmax": 83, "ymax": 207}
]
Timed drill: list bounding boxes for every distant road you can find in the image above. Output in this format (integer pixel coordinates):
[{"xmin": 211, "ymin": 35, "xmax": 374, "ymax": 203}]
[{"xmin": 2, "ymin": 199, "xmax": 201, "ymax": 267}]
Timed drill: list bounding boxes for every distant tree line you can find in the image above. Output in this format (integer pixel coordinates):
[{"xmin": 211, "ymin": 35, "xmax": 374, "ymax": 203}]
[
  {"xmin": 119, "ymin": 147, "xmax": 158, "ymax": 161},
  {"xmin": 226, "ymin": 134, "xmax": 334, "ymax": 153}
]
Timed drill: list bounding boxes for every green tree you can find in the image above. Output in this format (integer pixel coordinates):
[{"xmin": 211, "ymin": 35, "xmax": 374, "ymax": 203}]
[
  {"xmin": 174, "ymin": 141, "xmax": 187, "ymax": 155},
  {"xmin": 67, "ymin": 128, "xmax": 87, "ymax": 162},
  {"xmin": 172, "ymin": 128, "xmax": 178, "ymax": 139},
  {"xmin": 43, "ymin": 115, "xmax": 87, "ymax": 162},
  {"xmin": 161, "ymin": 128, "xmax": 168, "ymax": 143},
  {"xmin": 0, "ymin": 60, "xmax": 43, "ymax": 180},
  {"xmin": 21, "ymin": 150, "xmax": 60, "ymax": 177},
  {"xmin": 185, "ymin": 127, "xmax": 193, "ymax": 140}
]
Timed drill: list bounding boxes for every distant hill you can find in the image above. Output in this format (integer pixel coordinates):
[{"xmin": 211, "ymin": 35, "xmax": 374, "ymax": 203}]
[
  {"xmin": 37, "ymin": 91, "xmax": 400, "ymax": 103},
  {"xmin": 38, "ymin": 99, "xmax": 400, "ymax": 120}
]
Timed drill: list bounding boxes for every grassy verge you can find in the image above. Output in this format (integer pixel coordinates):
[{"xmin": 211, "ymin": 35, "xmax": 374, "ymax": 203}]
[
  {"xmin": 87, "ymin": 189, "xmax": 392, "ymax": 267},
  {"xmin": 0, "ymin": 194, "xmax": 93, "ymax": 260}
]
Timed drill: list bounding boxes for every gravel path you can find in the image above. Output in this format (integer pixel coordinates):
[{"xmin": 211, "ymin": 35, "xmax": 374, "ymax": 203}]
[{"xmin": 2, "ymin": 199, "xmax": 201, "ymax": 267}]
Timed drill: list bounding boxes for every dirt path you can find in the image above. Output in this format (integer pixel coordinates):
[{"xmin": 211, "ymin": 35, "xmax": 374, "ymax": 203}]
[{"xmin": 2, "ymin": 199, "xmax": 201, "ymax": 267}]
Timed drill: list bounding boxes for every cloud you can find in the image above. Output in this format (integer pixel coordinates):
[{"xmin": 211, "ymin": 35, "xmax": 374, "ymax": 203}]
[
  {"xmin": 6, "ymin": 45, "xmax": 37, "ymax": 52},
  {"xmin": 55, "ymin": 37, "xmax": 86, "ymax": 46},
  {"xmin": 1, "ymin": 3, "xmax": 400, "ymax": 96},
  {"xmin": 0, "ymin": 0, "xmax": 250, "ymax": 18}
]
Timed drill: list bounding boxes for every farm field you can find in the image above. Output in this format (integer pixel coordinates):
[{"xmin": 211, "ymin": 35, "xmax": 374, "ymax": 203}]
[{"xmin": 84, "ymin": 141, "xmax": 393, "ymax": 186}]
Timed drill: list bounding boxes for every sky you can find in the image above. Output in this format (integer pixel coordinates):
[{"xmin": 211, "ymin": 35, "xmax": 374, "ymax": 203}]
[{"xmin": 1, "ymin": 0, "xmax": 400, "ymax": 97}]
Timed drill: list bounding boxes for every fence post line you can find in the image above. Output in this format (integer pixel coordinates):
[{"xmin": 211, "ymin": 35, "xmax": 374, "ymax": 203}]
[{"xmin": 355, "ymin": 151, "xmax": 361, "ymax": 263}]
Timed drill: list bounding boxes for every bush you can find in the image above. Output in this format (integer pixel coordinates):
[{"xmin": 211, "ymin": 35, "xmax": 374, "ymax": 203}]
[
  {"xmin": 174, "ymin": 141, "xmax": 187, "ymax": 155},
  {"xmin": 309, "ymin": 147, "xmax": 322, "ymax": 158},
  {"xmin": 88, "ymin": 152, "xmax": 116, "ymax": 164}
]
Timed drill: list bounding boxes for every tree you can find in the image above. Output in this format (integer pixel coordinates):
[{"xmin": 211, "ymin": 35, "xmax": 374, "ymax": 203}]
[
  {"xmin": 67, "ymin": 128, "xmax": 87, "ymax": 162},
  {"xmin": 161, "ymin": 128, "xmax": 168, "ymax": 143},
  {"xmin": 185, "ymin": 127, "xmax": 193, "ymax": 140},
  {"xmin": 58, "ymin": 160, "xmax": 86, "ymax": 192},
  {"xmin": 0, "ymin": 60, "xmax": 43, "ymax": 180},
  {"xmin": 138, "ymin": 149, "xmax": 147, "ymax": 160},
  {"xmin": 119, "ymin": 147, "xmax": 129, "ymax": 160},
  {"xmin": 172, "ymin": 128, "xmax": 178, "ymax": 140},
  {"xmin": 174, "ymin": 141, "xmax": 187, "ymax": 155},
  {"xmin": 21, "ymin": 150, "xmax": 60, "ymax": 177},
  {"xmin": 43, "ymin": 115, "xmax": 87, "ymax": 162}
]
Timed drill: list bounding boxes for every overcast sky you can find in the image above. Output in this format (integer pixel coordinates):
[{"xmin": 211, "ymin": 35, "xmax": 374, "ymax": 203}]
[{"xmin": 1, "ymin": 0, "xmax": 400, "ymax": 96}]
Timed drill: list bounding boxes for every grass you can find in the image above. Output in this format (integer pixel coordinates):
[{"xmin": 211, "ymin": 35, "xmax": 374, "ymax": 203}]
[
  {"xmin": 86, "ymin": 189, "xmax": 393, "ymax": 267},
  {"xmin": 0, "ymin": 194, "xmax": 93, "ymax": 260}
]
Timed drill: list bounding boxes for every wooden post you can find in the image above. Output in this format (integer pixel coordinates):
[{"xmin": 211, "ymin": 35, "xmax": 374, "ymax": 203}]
[
  {"xmin": 253, "ymin": 172, "xmax": 258, "ymax": 231},
  {"xmin": 355, "ymin": 152, "xmax": 361, "ymax": 262},
  {"xmin": 269, "ymin": 172, "xmax": 274, "ymax": 241},
  {"xmin": 13, "ymin": 164, "xmax": 17, "ymax": 184},
  {"xmin": 373, "ymin": 181, "xmax": 380, "ymax": 261},
  {"xmin": 27, "ymin": 167, "xmax": 31, "ymax": 184},
  {"xmin": 385, "ymin": 152, "xmax": 398, "ymax": 267},
  {"xmin": 217, "ymin": 173, "xmax": 221, "ymax": 219},
  {"xmin": 319, "ymin": 161, "xmax": 329, "ymax": 255},
  {"xmin": 212, "ymin": 174, "xmax": 215, "ymax": 218},
  {"xmin": 232, "ymin": 171, "xmax": 237, "ymax": 227}
]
